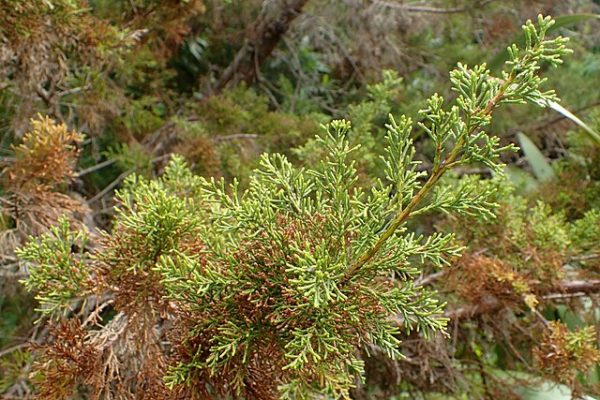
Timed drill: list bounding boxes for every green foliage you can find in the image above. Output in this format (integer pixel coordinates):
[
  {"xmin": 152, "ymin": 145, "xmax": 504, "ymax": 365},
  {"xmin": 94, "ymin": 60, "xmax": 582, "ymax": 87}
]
[
  {"xmin": 489, "ymin": 13, "xmax": 600, "ymax": 70},
  {"xmin": 10, "ymin": 11, "xmax": 597, "ymax": 400},
  {"xmin": 149, "ymin": 16, "xmax": 574, "ymax": 397},
  {"xmin": 178, "ymin": 85, "xmax": 324, "ymax": 181},
  {"xmin": 0, "ymin": 350, "xmax": 32, "ymax": 392},
  {"xmin": 446, "ymin": 189, "xmax": 576, "ymax": 284},
  {"xmin": 111, "ymin": 170, "xmax": 202, "ymax": 272},
  {"xmin": 104, "ymin": 141, "xmax": 155, "ymax": 175},
  {"xmin": 116, "ymin": 96, "xmax": 167, "ymax": 138},
  {"xmin": 296, "ymin": 70, "xmax": 404, "ymax": 184},
  {"xmin": 570, "ymin": 209, "xmax": 600, "ymax": 251},
  {"xmin": 156, "ymin": 123, "xmax": 450, "ymax": 398},
  {"xmin": 526, "ymin": 202, "xmax": 571, "ymax": 252},
  {"xmin": 17, "ymin": 217, "xmax": 89, "ymax": 317}
]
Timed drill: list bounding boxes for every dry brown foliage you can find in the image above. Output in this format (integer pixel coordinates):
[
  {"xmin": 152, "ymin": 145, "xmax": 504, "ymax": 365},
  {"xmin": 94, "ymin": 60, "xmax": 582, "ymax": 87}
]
[
  {"xmin": 0, "ymin": 114, "xmax": 89, "ymax": 295},
  {"xmin": 5, "ymin": 115, "xmax": 83, "ymax": 190},
  {"xmin": 447, "ymin": 254, "xmax": 531, "ymax": 305},
  {"xmin": 23, "ymin": 173, "xmax": 206, "ymax": 399},
  {"xmin": 534, "ymin": 321, "xmax": 600, "ymax": 390},
  {"xmin": 0, "ymin": 1, "xmax": 122, "ymax": 133},
  {"xmin": 32, "ymin": 310, "xmax": 171, "ymax": 399},
  {"xmin": 126, "ymin": 0, "xmax": 207, "ymax": 57},
  {"xmin": 32, "ymin": 319, "xmax": 101, "ymax": 400},
  {"xmin": 1, "ymin": 116, "xmax": 88, "ymax": 242},
  {"xmin": 172, "ymin": 136, "xmax": 221, "ymax": 177}
]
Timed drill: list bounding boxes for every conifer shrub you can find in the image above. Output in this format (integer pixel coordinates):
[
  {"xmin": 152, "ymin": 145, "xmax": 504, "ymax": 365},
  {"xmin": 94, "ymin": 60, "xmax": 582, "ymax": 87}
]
[{"xmin": 15, "ymin": 15, "xmax": 578, "ymax": 399}]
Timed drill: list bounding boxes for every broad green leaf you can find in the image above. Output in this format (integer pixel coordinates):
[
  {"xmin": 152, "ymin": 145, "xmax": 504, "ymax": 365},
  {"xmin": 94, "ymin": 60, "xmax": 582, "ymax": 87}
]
[
  {"xmin": 517, "ymin": 132, "xmax": 555, "ymax": 182},
  {"xmin": 545, "ymin": 100, "xmax": 600, "ymax": 145}
]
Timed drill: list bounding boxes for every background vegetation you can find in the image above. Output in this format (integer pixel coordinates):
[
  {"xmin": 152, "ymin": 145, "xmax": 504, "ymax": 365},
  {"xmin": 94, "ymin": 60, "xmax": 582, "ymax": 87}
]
[{"xmin": 1, "ymin": 0, "xmax": 600, "ymax": 399}]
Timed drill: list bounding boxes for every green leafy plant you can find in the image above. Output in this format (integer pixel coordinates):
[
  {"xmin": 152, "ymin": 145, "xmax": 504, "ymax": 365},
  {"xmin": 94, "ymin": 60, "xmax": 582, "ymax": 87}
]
[
  {"xmin": 16, "ymin": 15, "xmax": 573, "ymax": 399},
  {"xmin": 17, "ymin": 218, "xmax": 90, "ymax": 316}
]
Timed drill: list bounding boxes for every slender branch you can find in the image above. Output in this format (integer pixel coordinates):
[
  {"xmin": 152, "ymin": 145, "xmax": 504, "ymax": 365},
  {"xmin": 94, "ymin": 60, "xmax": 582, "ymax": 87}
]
[
  {"xmin": 340, "ymin": 74, "xmax": 514, "ymax": 285},
  {"xmin": 87, "ymin": 170, "xmax": 132, "ymax": 205},
  {"xmin": 375, "ymin": 0, "xmax": 497, "ymax": 14},
  {"xmin": 415, "ymin": 270, "xmax": 446, "ymax": 286},
  {"xmin": 213, "ymin": 133, "xmax": 259, "ymax": 142},
  {"xmin": 75, "ymin": 158, "xmax": 117, "ymax": 178},
  {"xmin": 572, "ymin": 253, "xmax": 600, "ymax": 261},
  {"xmin": 0, "ymin": 342, "xmax": 29, "ymax": 358},
  {"xmin": 86, "ymin": 154, "xmax": 171, "ymax": 205},
  {"xmin": 57, "ymin": 84, "xmax": 91, "ymax": 98},
  {"xmin": 340, "ymin": 161, "xmax": 449, "ymax": 284}
]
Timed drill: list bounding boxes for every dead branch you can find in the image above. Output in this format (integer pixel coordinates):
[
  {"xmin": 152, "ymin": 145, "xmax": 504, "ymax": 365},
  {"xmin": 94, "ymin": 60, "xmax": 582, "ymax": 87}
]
[
  {"xmin": 375, "ymin": 0, "xmax": 497, "ymax": 14},
  {"xmin": 446, "ymin": 279, "xmax": 600, "ymax": 320},
  {"xmin": 213, "ymin": 133, "xmax": 259, "ymax": 142}
]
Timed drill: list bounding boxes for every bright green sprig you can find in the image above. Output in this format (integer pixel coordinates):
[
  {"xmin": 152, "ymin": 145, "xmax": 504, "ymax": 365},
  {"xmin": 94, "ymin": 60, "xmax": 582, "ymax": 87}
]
[
  {"xmin": 17, "ymin": 217, "xmax": 89, "ymax": 318},
  {"xmin": 342, "ymin": 14, "xmax": 571, "ymax": 284}
]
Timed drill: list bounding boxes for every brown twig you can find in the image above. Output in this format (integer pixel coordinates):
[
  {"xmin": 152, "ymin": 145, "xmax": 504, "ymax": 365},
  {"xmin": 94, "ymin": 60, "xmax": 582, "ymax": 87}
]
[
  {"xmin": 0, "ymin": 342, "xmax": 29, "ymax": 358},
  {"xmin": 375, "ymin": 0, "xmax": 497, "ymax": 14},
  {"xmin": 75, "ymin": 158, "xmax": 117, "ymax": 178},
  {"xmin": 213, "ymin": 133, "xmax": 259, "ymax": 142},
  {"xmin": 446, "ymin": 279, "xmax": 600, "ymax": 320},
  {"xmin": 87, "ymin": 170, "xmax": 132, "ymax": 205}
]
